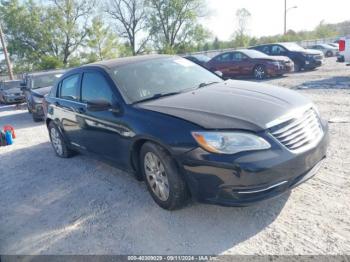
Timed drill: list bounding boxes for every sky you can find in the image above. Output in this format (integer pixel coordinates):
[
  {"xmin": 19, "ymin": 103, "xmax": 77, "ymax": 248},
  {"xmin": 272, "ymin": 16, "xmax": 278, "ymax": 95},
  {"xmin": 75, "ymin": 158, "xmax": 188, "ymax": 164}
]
[{"xmin": 203, "ymin": 0, "xmax": 350, "ymax": 40}]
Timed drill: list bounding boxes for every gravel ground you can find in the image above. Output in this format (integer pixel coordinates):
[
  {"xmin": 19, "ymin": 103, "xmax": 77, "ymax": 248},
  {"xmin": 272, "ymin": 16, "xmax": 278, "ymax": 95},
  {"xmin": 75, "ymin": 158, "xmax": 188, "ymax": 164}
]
[{"xmin": 0, "ymin": 58, "xmax": 349, "ymax": 255}]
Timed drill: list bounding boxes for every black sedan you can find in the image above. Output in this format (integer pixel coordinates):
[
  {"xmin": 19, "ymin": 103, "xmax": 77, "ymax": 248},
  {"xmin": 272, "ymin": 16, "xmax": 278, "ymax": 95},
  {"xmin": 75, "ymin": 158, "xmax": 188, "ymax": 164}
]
[{"xmin": 45, "ymin": 55, "xmax": 329, "ymax": 210}]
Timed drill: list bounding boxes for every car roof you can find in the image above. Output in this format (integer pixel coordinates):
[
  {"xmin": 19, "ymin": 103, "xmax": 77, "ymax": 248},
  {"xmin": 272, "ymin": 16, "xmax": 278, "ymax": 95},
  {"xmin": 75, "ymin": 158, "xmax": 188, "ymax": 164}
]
[
  {"xmin": 1, "ymin": 79, "xmax": 21, "ymax": 83},
  {"xmin": 26, "ymin": 69, "xmax": 66, "ymax": 77},
  {"xmin": 84, "ymin": 54, "xmax": 173, "ymax": 69}
]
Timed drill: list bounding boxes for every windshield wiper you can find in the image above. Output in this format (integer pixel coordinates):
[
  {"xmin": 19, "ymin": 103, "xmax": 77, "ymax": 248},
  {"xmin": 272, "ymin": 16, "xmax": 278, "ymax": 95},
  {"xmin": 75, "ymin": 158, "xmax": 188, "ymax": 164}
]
[
  {"xmin": 134, "ymin": 92, "xmax": 181, "ymax": 104},
  {"xmin": 197, "ymin": 81, "xmax": 220, "ymax": 89}
]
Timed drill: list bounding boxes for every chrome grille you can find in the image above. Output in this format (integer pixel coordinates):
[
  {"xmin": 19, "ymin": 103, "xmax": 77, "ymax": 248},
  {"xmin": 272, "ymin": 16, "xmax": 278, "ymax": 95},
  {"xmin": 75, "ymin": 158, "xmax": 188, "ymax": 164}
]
[{"xmin": 269, "ymin": 108, "xmax": 323, "ymax": 152}]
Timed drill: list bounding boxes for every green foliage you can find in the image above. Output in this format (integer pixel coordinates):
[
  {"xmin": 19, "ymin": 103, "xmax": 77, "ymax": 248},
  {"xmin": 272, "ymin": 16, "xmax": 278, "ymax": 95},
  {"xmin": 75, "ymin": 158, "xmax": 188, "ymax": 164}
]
[
  {"xmin": 86, "ymin": 17, "xmax": 120, "ymax": 62},
  {"xmin": 147, "ymin": 0, "xmax": 207, "ymax": 53},
  {"xmin": 38, "ymin": 56, "xmax": 64, "ymax": 70},
  {"xmin": 233, "ymin": 8, "xmax": 251, "ymax": 48}
]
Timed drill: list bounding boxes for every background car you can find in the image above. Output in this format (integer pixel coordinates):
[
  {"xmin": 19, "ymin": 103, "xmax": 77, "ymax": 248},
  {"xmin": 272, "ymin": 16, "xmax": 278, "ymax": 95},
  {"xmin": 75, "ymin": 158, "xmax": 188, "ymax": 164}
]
[
  {"xmin": 184, "ymin": 54, "xmax": 211, "ymax": 67},
  {"xmin": 206, "ymin": 49, "xmax": 293, "ymax": 80},
  {"xmin": 250, "ymin": 42, "xmax": 324, "ymax": 72},
  {"xmin": 328, "ymin": 43, "xmax": 339, "ymax": 49},
  {"xmin": 22, "ymin": 69, "xmax": 65, "ymax": 122},
  {"xmin": 0, "ymin": 80, "xmax": 25, "ymax": 104},
  {"xmin": 309, "ymin": 44, "xmax": 339, "ymax": 57}
]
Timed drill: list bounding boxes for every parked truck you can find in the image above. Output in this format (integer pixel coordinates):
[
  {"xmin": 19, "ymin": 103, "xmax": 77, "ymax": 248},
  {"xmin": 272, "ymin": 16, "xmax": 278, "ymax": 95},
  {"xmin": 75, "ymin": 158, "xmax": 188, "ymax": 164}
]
[{"xmin": 339, "ymin": 37, "xmax": 350, "ymax": 65}]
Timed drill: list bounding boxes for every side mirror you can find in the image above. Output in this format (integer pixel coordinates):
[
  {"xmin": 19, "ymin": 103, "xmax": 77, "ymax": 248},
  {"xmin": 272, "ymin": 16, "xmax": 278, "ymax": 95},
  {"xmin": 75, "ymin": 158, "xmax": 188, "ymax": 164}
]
[
  {"xmin": 87, "ymin": 100, "xmax": 111, "ymax": 112},
  {"xmin": 214, "ymin": 71, "xmax": 223, "ymax": 77},
  {"xmin": 87, "ymin": 100, "xmax": 121, "ymax": 113}
]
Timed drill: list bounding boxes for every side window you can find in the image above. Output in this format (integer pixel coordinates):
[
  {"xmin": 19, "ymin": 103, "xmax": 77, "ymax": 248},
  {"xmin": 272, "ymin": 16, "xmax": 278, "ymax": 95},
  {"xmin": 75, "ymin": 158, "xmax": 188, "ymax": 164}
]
[
  {"xmin": 60, "ymin": 74, "xmax": 80, "ymax": 101},
  {"xmin": 81, "ymin": 72, "xmax": 114, "ymax": 104},
  {"xmin": 261, "ymin": 46, "xmax": 270, "ymax": 54},
  {"xmin": 215, "ymin": 53, "xmax": 232, "ymax": 62},
  {"xmin": 271, "ymin": 45, "xmax": 286, "ymax": 55},
  {"xmin": 232, "ymin": 52, "xmax": 248, "ymax": 62}
]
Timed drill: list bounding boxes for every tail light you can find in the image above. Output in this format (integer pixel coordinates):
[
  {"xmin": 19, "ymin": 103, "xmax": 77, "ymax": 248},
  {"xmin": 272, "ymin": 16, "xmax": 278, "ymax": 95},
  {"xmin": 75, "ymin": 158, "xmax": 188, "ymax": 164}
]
[{"xmin": 339, "ymin": 40, "xmax": 345, "ymax": 51}]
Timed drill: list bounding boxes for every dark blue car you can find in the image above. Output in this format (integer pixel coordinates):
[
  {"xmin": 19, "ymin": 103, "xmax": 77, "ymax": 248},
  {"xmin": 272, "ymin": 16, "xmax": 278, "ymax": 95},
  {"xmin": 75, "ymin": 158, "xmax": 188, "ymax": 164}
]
[
  {"xmin": 45, "ymin": 55, "xmax": 329, "ymax": 210},
  {"xmin": 250, "ymin": 42, "xmax": 324, "ymax": 72}
]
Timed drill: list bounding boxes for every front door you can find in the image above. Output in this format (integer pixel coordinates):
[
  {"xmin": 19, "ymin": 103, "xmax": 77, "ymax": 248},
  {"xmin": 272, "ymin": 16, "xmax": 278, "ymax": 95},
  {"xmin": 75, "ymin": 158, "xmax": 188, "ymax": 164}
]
[{"xmin": 75, "ymin": 70, "xmax": 131, "ymax": 168}]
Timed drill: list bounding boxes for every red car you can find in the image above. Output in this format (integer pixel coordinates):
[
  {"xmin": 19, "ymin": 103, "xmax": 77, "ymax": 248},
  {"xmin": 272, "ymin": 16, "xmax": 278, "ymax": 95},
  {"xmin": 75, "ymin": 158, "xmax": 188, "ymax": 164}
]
[{"xmin": 206, "ymin": 49, "xmax": 294, "ymax": 80}]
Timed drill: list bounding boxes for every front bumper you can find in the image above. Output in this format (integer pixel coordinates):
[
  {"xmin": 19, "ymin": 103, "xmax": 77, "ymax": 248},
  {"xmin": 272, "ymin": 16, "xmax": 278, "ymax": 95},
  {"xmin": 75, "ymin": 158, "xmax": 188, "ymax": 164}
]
[
  {"xmin": 4, "ymin": 95, "xmax": 25, "ymax": 104},
  {"xmin": 179, "ymin": 123, "xmax": 329, "ymax": 206},
  {"xmin": 304, "ymin": 59, "xmax": 323, "ymax": 69},
  {"xmin": 32, "ymin": 102, "xmax": 45, "ymax": 117}
]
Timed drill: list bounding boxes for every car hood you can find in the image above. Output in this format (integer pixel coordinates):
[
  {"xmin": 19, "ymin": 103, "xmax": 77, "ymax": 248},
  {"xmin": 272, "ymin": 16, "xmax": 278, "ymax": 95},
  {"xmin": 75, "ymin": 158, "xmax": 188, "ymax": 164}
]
[
  {"xmin": 3, "ymin": 87, "xmax": 23, "ymax": 95},
  {"xmin": 137, "ymin": 80, "xmax": 312, "ymax": 131},
  {"xmin": 30, "ymin": 86, "xmax": 52, "ymax": 97},
  {"xmin": 272, "ymin": 56, "xmax": 292, "ymax": 62},
  {"xmin": 304, "ymin": 49, "xmax": 323, "ymax": 55}
]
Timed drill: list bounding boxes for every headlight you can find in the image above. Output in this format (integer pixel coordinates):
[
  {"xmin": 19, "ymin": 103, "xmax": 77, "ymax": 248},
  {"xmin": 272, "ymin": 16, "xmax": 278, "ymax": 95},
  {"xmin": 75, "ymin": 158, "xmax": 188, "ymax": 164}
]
[
  {"xmin": 5, "ymin": 93, "xmax": 15, "ymax": 97},
  {"xmin": 32, "ymin": 95, "xmax": 43, "ymax": 103},
  {"xmin": 191, "ymin": 132, "xmax": 271, "ymax": 154}
]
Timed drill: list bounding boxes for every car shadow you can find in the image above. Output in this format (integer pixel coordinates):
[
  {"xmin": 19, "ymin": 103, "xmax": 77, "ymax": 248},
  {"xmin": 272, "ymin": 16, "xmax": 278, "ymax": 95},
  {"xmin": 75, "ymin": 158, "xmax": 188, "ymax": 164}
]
[
  {"xmin": 0, "ymin": 142, "xmax": 290, "ymax": 255},
  {"xmin": 296, "ymin": 76, "xmax": 350, "ymax": 90}
]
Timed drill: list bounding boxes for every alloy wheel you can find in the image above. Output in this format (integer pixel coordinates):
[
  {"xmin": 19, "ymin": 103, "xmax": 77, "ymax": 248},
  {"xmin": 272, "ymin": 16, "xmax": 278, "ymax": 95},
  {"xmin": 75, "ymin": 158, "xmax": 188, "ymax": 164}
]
[
  {"xmin": 50, "ymin": 127, "xmax": 63, "ymax": 156},
  {"xmin": 254, "ymin": 66, "xmax": 266, "ymax": 79},
  {"xmin": 144, "ymin": 152, "xmax": 170, "ymax": 201}
]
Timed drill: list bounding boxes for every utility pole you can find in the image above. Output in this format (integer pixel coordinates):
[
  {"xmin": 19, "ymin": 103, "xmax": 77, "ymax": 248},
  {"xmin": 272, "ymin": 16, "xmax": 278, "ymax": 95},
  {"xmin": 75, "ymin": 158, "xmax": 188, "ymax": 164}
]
[
  {"xmin": 0, "ymin": 22, "xmax": 14, "ymax": 80},
  {"xmin": 284, "ymin": 0, "xmax": 287, "ymax": 35},
  {"xmin": 284, "ymin": 0, "xmax": 297, "ymax": 35}
]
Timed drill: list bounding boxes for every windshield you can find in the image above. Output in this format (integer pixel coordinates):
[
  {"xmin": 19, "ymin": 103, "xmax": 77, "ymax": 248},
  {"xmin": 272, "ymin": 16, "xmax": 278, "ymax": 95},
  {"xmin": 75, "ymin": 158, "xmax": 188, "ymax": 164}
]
[
  {"xmin": 192, "ymin": 55, "xmax": 211, "ymax": 62},
  {"xmin": 242, "ymin": 49, "xmax": 270, "ymax": 59},
  {"xmin": 320, "ymin": 44, "xmax": 336, "ymax": 49},
  {"xmin": 2, "ymin": 81, "xmax": 21, "ymax": 90},
  {"xmin": 31, "ymin": 73, "xmax": 63, "ymax": 89},
  {"xmin": 110, "ymin": 57, "xmax": 223, "ymax": 104},
  {"xmin": 280, "ymin": 43, "xmax": 305, "ymax": 52}
]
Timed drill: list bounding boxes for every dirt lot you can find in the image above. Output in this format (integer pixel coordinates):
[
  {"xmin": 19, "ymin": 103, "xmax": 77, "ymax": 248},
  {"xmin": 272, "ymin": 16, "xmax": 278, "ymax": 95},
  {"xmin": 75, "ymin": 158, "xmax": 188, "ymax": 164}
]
[{"xmin": 0, "ymin": 58, "xmax": 349, "ymax": 255}]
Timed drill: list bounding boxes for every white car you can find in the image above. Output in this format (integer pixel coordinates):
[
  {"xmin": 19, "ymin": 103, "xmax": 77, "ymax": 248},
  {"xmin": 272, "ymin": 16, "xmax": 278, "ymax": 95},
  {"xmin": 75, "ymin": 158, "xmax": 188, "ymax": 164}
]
[
  {"xmin": 339, "ymin": 37, "xmax": 350, "ymax": 65},
  {"xmin": 309, "ymin": 44, "xmax": 339, "ymax": 57}
]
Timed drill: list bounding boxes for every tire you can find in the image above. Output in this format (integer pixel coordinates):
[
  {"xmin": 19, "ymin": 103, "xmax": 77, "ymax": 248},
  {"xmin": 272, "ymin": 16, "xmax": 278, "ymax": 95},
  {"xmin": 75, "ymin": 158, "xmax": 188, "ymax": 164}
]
[
  {"xmin": 48, "ymin": 121, "xmax": 75, "ymax": 158},
  {"xmin": 140, "ymin": 142, "xmax": 189, "ymax": 210},
  {"xmin": 253, "ymin": 65, "xmax": 267, "ymax": 80},
  {"xmin": 32, "ymin": 113, "xmax": 43, "ymax": 122},
  {"xmin": 326, "ymin": 51, "xmax": 333, "ymax": 57},
  {"xmin": 294, "ymin": 62, "xmax": 302, "ymax": 72}
]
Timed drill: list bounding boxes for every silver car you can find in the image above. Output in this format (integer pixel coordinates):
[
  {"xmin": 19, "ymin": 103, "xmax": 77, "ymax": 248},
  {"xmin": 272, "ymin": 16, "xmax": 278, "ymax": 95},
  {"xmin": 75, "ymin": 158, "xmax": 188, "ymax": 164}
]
[
  {"xmin": 0, "ymin": 80, "xmax": 25, "ymax": 104},
  {"xmin": 310, "ymin": 44, "xmax": 339, "ymax": 57}
]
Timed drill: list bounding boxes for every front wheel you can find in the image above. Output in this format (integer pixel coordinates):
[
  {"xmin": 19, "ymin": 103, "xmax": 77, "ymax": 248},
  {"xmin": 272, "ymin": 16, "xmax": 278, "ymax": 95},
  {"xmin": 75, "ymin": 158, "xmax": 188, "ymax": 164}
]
[
  {"xmin": 140, "ymin": 142, "xmax": 189, "ymax": 210},
  {"xmin": 254, "ymin": 65, "xmax": 267, "ymax": 80},
  {"xmin": 326, "ymin": 51, "xmax": 333, "ymax": 57},
  {"xmin": 48, "ymin": 122, "xmax": 75, "ymax": 158}
]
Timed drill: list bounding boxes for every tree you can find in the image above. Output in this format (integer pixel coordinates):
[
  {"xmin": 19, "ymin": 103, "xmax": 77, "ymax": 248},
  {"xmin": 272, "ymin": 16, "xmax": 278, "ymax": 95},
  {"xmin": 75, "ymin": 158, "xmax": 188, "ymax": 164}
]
[
  {"xmin": 147, "ymin": 0, "xmax": 206, "ymax": 53},
  {"xmin": 233, "ymin": 8, "xmax": 251, "ymax": 47},
  {"xmin": 49, "ymin": 0, "xmax": 96, "ymax": 65},
  {"xmin": 314, "ymin": 20, "xmax": 337, "ymax": 39},
  {"xmin": 0, "ymin": 0, "xmax": 54, "ymax": 67},
  {"xmin": 86, "ymin": 17, "xmax": 120, "ymax": 62},
  {"xmin": 106, "ymin": 0, "xmax": 150, "ymax": 55}
]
